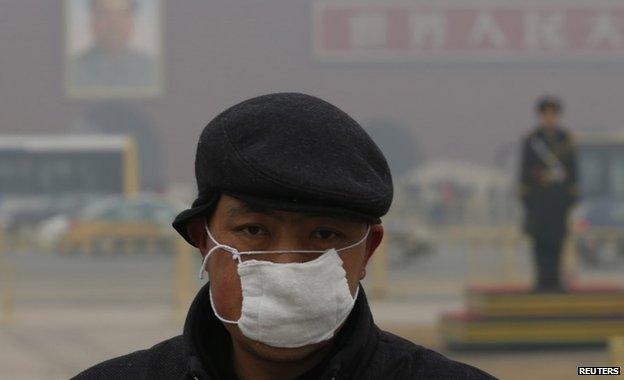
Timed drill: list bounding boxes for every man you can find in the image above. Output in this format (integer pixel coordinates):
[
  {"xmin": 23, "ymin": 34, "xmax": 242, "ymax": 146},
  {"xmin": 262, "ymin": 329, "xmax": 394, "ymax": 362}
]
[
  {"xmin": 519, "ymin": 95, "xmax": 578, "ymax": 293},
  {"xmin": 74, "ymin": 93, "xmax": 493, "ymax": 379},
  {"xmin": 70, "ymin": 0, "xmax": 158, "ymax": 89}
]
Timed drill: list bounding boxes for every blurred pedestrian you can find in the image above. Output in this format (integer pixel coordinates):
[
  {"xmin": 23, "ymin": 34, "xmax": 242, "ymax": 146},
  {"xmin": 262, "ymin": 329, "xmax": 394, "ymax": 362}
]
[{"xmin": 519, "ymin": 96, "xmax": 578, "ymax": 292}]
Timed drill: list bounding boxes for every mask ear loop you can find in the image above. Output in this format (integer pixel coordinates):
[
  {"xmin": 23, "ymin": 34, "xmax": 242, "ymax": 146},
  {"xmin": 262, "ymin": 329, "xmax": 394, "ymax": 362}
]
[
  {"xmin": 201, "ymin": 223, "xmax": 242, "ymax": 324},
  {"xmin": 198, "ymin": 245, "xmax": 241, "ymax": 280},
  {"xmin": 335, "ymin": 225, "xmax": 371, "ymax": 253},
  {"xmin": 199, "ymin": 223, "xmax": 243, "ymax": 280},
  {"xmin": 236, "ymin": 224, "xmax": 372, "ymax": 256}
]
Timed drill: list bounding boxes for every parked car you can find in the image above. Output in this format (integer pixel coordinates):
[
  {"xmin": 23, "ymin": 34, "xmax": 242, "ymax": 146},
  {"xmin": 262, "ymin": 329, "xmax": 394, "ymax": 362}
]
[
  {"xmin": 571, "ymin": 133, "xmax": 624, "ymax": 267},
  {"xmin": 38, "ymin": 194, "xmax": 184, "ymax": 255},
  {"xmin": 1, "ymin": 195, "xmax": 95, "ymax": 249},
  {"xmin": 382, "ymin": 215, "xmax": 434, "ymax": 267}
]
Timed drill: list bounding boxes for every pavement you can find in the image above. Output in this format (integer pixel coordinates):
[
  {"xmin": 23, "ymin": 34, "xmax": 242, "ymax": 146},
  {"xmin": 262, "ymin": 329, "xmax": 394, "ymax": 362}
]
[
  {"xmin": 0, "ymin": 249, "xmax": 620, "ymax": 379},
  {"xmin": 0, "ymin": 302, "xmax": 614, "ymax": 380}
]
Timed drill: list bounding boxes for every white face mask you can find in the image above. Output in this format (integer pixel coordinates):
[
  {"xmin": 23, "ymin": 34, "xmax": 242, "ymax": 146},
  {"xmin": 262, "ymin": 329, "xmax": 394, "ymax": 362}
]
[{"xmin": 199, "ymin": 224, "xmax": 370, "ymax": 348}]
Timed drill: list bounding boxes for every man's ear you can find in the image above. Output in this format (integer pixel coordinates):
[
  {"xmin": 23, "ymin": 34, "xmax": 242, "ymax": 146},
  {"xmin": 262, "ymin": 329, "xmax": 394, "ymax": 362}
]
[
  {"xmin": 360, "ymin": 224, "xmax": 384, "ymax": 279},
  {"xmin": 186, "ymin": 216, "xmax": 209, "ymax": 256}
]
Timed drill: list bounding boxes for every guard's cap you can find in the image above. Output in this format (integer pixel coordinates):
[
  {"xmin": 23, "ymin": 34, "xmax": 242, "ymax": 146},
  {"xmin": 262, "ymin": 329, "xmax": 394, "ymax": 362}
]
[{"xmin": 536, "ymin": 95, "xmax": 563, "ymax": 113}]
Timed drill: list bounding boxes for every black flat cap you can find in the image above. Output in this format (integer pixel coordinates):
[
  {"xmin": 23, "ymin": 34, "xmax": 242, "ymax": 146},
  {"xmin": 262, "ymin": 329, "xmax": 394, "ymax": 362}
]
[{"xmin": 173, "ymin": 93, "xmax": 393, "ymax": 246}]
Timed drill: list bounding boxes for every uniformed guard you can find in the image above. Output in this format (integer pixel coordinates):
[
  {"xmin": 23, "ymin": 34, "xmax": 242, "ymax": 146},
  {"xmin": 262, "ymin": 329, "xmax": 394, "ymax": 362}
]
[{"xmin": 519, "ymin": 96, "xmax": 578, "ymax": 293}]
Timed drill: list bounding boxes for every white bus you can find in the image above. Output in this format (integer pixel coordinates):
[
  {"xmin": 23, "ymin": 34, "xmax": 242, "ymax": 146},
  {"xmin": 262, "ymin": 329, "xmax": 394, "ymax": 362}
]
[{"xmin": 0, "ymin": 135, "xmax": 139, "ymax": 233}]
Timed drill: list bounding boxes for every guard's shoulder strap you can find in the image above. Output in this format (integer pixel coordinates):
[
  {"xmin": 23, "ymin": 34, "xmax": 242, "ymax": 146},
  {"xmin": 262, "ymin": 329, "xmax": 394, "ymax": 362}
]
[{"xmin": 530, "ymin": 136, "xmax": 563, "ymax": 169}]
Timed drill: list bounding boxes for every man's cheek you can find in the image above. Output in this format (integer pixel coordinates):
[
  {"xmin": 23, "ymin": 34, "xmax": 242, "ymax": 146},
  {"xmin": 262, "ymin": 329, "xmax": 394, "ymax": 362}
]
[{"xmin": 209, "ymin": 257, "xmax": 243, "ymax": 319}]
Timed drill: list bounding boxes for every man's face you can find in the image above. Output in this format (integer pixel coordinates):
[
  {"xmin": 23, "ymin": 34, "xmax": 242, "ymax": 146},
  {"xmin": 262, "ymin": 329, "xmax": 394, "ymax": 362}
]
[
  {"xmin": 91, "ymin": 0, "xmax": 135, "ymax": 53},
  {"xmin": 191, "ymin": 195, "xmax": 381, "ymax": 362},
  {"xmin": 538, "ymin": 107, "xmax": 561, "ymax": 129}
]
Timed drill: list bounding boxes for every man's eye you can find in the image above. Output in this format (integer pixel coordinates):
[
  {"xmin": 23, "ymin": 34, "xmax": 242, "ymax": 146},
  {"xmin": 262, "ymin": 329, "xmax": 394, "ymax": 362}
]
[
  {"xmin": 312, "ymin": 229, "xmax": 342, "ymax": 240},
  {"xmin": 242, "ymin": 225, "xmax": 265, "ymax": 236}
]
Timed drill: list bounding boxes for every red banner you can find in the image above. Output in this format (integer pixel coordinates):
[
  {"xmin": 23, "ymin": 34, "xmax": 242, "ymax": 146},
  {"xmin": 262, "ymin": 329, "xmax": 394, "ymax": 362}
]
[{"xmin": 313, "ymin": 1, "xmax": 624, "ymax": 62}]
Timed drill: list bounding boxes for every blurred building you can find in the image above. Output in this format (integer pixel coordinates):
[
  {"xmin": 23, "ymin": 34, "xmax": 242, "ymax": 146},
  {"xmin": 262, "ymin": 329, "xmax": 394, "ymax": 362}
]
[
  {"xmin": 401, "ymin": 161, "xmax": 515, "ymax": 226},
  {"xmin": 2, "ymin": 0, "xmax": 624, "ymax": 188}
]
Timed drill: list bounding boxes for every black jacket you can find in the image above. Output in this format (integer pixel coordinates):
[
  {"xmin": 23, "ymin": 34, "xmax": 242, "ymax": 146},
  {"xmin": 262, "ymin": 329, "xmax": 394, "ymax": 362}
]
[{"xmin": 73, "ymin": 284, "xmax": 495, "ymax": 380}]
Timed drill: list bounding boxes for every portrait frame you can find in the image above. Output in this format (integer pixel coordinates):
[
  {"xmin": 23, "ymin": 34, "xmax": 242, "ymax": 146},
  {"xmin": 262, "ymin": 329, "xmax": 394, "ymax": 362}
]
[{"xmin": 64, "ymin": 0, "xmax": 164, "ymax": 100}]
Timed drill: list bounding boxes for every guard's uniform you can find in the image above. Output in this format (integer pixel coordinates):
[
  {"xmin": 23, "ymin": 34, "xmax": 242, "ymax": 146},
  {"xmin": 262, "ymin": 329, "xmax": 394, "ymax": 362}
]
[{"xmin": 519, "ymin": 127, "xmax": 578, "ymax": 291}]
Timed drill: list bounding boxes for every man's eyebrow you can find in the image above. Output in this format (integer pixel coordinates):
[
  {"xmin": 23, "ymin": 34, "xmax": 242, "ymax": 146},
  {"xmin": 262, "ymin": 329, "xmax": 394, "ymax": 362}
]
[
  {"xmin": 296, "ymin": 211, "xmax": 349, "ymax": 220},
  {"xmin": 226, "ymin": 204, "xmax": 279, "ymax": 219},
  {"xmin": 226, "ymin": 204, "xmax": 364, "ymax": 224}
]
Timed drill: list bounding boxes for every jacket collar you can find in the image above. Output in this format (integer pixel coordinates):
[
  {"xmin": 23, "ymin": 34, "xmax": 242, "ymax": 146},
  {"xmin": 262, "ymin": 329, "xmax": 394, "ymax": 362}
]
[{"xmin": 182, "ymin": 283, "xmax": 379, "ymax": 380}]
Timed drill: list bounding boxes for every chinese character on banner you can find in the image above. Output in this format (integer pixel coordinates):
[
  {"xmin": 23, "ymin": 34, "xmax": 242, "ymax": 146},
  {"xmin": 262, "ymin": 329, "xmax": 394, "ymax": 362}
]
[{"xmin": 313, "ymin": 0, "xmax": 624, "ymax": 62}]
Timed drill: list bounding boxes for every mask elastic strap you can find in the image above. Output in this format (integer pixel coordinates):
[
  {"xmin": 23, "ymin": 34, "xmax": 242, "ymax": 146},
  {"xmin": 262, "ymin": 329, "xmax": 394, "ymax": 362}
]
[
  {"xmin": 336, "ymin": 225, "xmax": 371, "ymax": 252},
  {"xmin": 209, "ymin": 287, "xmax": 239, "ymax": 325},
  {"xmin": 200, "ymin": 223, "xmax": 245, "ymax": 280},
  {"xmin": 350, "ymin": 284, "xmax": 360, "ymax": 302},
  {"xmin": 236, "ymin": 225, "xmax": 372, "ymax": 256},
  {"xmin": 205, "ymin": 225, "xmax": 240, "ymax": 260},
  {"xmin": 200, "ymin": 223, "xmax": 371, "ymax": 276},
  {"xmin": 198, "ymin": 244, "xmax": 242, "ymax": 280}
]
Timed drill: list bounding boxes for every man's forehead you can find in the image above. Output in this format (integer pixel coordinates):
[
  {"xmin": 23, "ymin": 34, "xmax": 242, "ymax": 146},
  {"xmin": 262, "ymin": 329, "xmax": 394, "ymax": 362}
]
[
  {"xmin": 220, "ymin": 197, "xmax": 362, "ymax": 223},
  {"xmin": 225, "ymin": 202, "xmax": 273, "ymax": 217}
]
